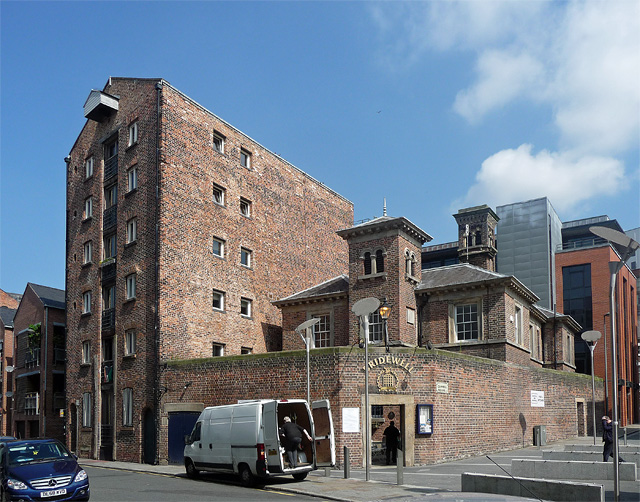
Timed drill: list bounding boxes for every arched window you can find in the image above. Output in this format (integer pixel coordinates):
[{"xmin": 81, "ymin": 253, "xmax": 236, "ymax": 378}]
[
  {"xmin": 475, "ymin": 230, "xmax": 482, "ymax": 246},
  {"xmin": 364, "ymin": 252, "xmax": 372, "ymax": 275},
  {"xmin": 375, "ymin": 249, "xmax": 384, "ymax": 273}
]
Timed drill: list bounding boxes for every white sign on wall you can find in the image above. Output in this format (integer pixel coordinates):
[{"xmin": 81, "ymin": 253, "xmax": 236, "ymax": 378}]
[
  {"xmin": 342, "ymin": 407, "xmax": 360, "ymax": 432},
  {"xmin": 531, "ymin": 390, "xmax": 545, "ymax": 407},
  {"xmin": 436, "ymin": 382, "xmax": 449, "ymax": 394}
]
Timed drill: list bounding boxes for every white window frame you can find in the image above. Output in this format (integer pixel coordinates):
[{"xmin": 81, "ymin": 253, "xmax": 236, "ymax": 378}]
[
  {"xmin": 126, "ymin": 273, "xmax": 137, "ymax": 300},
  {"xmin": 212, "ymin": 183, "xmax": 225, "ymax": 206},
  {"xmin": 212, "ymin": 289, "xmax": 225, "ymax": 311},
  {"xmin": 212, "ymin": 342, "xmax": 225, "ymax": 357},
  {"xmin": 454, "ymin": 302, "xmax": 480, "ymax": 341},
  {"xmin": 127, "ymin": 166, "xmax": 138, "ymax": 192},
  {"xmin": 312, "ymin": 313, "xmax": 332, "ymax": 348},
  {"xmin": 83, "ymin": 241, "xmax": 93, "ymax": 265},
  {"xmin": 82, "ymin": 291, "xmax": 91, "ymax": 314},
  {"xmin": 126, "ymin": 218, "xmax": 137, "ymax": 244},
  {"xmin": 82, "ymin": 392, "xmax": 92, "ymax": 428},
  {"xmin": 84, "ymin": 197, "xmax": 93, "ymax": 219},
  {"xmin": 85, "ymin": 157, "xmax": 94, "ymax": 179},
  {"xmin": 125, "ymin": 330, "xmax": 136, "ymax": 356},
  {"xmin": 213, "ymin": 131, "xmax": 225, "ymax": 154},
  {"xmin": 240, "ymin": 297, "xmax": 252, "ymax": 318},
  {"xmin": 82, "ymin": 340, "xmax": 91, "ymax": 364},
  {"xmin": 240, "ymin": 148, "xmax": 251, "ymax": 169},
  {"xmin": 368, "ymin": 311, "xmax": 383, "ymax": 343},
  {"xmin": 212, "ymin": 237, "xmax": 225, "ymax": 258},
  {"xmin": 128, "ymin": 121, "xmax": 138, "ymax": 147},
  {"xmin": 240, "ymin": 197, "xmax": 251, "ymax": 217},
  {"xmin": 240, "ymin": 247, "xmax": 252, "ymax": 268},
  {"xmin": 514, "ymin": 305, "xmax": 523, "ymax": 345},
  {"xmin": 241, "ymin": 347, "xmax": 252, "ymax": 355},
  {"xmin": 123, "ymin": 388, "xmax": 133, "ymax": 426}
]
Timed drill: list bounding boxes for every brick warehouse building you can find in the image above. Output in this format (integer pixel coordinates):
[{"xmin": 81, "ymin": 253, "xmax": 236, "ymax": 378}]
[
  {"xmin": 157, "ymin": 210, "xmax": 599, "ymax": 467},
  {"xmin": 65, "ymin": 78, "xmax": 352, "ymax": 462}
]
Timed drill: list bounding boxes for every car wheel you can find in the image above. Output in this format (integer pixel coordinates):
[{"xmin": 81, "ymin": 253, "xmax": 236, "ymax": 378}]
[
  {"xmin": 239, "ymin": 465, "xmax": 255, "ymax": 487},
  {"xmin": 292, "ymin": 472, "xmax": 308, "ymax": 481},
  {"xmin": 185, "ymin": 459, "xmax": 199, "ymax": 479}
]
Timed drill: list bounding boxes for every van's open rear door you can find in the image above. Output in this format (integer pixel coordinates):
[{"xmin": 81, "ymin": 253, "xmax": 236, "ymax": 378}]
[
  {"xmin": 311, "ymin": 400, "xmax": 335, "ymax": 467},
  {"xmin": 262, "ymin": 401, "xmax": 282, "ymax": 470}
]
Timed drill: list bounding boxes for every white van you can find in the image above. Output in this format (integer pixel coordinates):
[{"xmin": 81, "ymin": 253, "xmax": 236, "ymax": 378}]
[{"xmin": 183, "ymin": 399, "xmax": 334, "ymax": 486}]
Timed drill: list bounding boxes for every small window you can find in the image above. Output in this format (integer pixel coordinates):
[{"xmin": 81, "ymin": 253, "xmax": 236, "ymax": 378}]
[
  {"xmin": 126, "ymin": 274, "xmax": 137, "ymax": 300},
  {"xmin": 313, "ymin": 313, "xmax": 331, "ymax": 348},
  {"xmin": 127, "ymin": 166, "xmax": 138, "ymax": 192},
  {"xmin": 125, "ymin": 330, "xmax": 136, "ymax": 356},
  {"xmin": 123, "ymin": 388, "xmax": 133, "ymax": 426},
  {"xmin": 104, "ymin": 184, "xmax": 117, "ymax": 209},
  {"xmin": 455, "ymin": 303, "xmax": 479, "ymax": 341},
  {"xmin": 371, "ymin": 405, "xmax": 383, "ymax": 419},
  {"xmin": 406, "ymin": 307, "xmax": 415, "ymax": 325},
  {"xmin": 212, "ymin": 343, "xmax": 225, "ymax": 357},
  {"xmin": 82, "ymin": 291, "xmax": 92, "ymax": 314},
  {"xmin": 213, "ymin": 131, "xmax": 225, "ymax": 154},
  {"xmin": 83, "ymin": 241, "xmax": 93, "ymax": 265},
  {"xmin": 240, "ymin": 297, "xmax": 252, "ymax": 317},
  {"xmin": 103, "ymin": 234, "xmax": 116, "ymax": 260},
  {"xmin": 84, "ymin": 197, "xmax": 93, "ymax": 219},
  {"xmin": 85, "ymin": 157, "xmax": 94, "ymax": 179},
  {"xmin": 212, "ymin": 237, "xmax": 225, "ymax": 258},
  {"xmin": 240, "ymin": 148, "xmax": 251, "ymax": 169},
  {"xmin": 212, "ymin": 290, "xmax": 225, "ymax": 311},
  {"xmin": 514, "ymin": 305, "xmax": 523, "ymax": 345},
  {"xmin": 241, "ymin": 347, "xmax": 252, "ymax": 355},
  {"xmin": 82, "ymin": 341, "xmax": 91, "ymax": 364},
  {"xmin": 212, "ymin": 183, "xmax": 225, "ymax": 206},
  {"xmin": 240, "ymin": 198, "xmax": 251, "ymax": 217},
  {"xmin": 128, "ymin": 121, "xmax": 138, "ymax": 147},
  {"xmin": 240, "ymin": 247, "xmax": 252, "ymax": 267},
  {"xmin": 126, "ymin": 218, "xmax": 137, "ymax": 244},
  {"xmin": 82, "ymin": 392, "xmax": 92, "ymax": 427}
]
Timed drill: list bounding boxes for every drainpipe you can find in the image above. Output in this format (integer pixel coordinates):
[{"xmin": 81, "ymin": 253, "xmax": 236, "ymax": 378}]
[
  {"xmin": 154, "ymin": 81, "xmax": 162, "ymax": 465},
  {"xmin": 64, "ymin": 155, "xmax": 71, "ymax": 449}
]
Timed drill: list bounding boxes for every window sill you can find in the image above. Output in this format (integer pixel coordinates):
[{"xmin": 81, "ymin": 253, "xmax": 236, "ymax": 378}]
[
  {"xmin": 405, "ymin": 273, "xmax": 420, "ymax": 284},
  {"xmin": 124, "ymin": 297, "xmax": 136, "ymax": 304},
  {"xmin": 213, "ymin": 201, "xmax": 226, "ymax": 209},
  {"xmin": 100, "ymin": 258, "xmax": 116, "ymax": 268},
  {"xmin": 212, "ymin": 308, "xmax": 226, "ymax": 314},
  {"xmin": 240, "ymin": 213, "xmax": 252, "ymax": 219},
  {"xmin": 81, "ymin": 262, "xmax": 92, "ymax": 269},
  {"xmin": 80, "ymin": 363, "xmax": 91, "ymax": 368},
  {"xmin": 240, "ymin": 314, "xmax": 253, "ymax": 320},
  {"xmin": 81, "ymin": 312, "xmax": 92, "ymax": 318},
  {"xmin": 357, "ymin": 272, "xmax": 387, "ymax": 281},
  {"xmin": 240, "ymin": 264, "xmax": 253, "ymax": 270},
  {"xmin": 125, "ymin": 142, "xmax": 138, "ymax": 152},
  {"xmin": 125, "ymin": 241, "xmax": 137, "ymax": 249},
  {"xmin": 82, "ymin": 216, "xmax": 93, "ymax": 223},
  {"xmin": 84, "ymin": 175, "xmax": 94, "ymax": 183},
  {"xmin": 124, "ymin": 353, "xmax": 136, "ymax": 359},
  {"xmin": 124, "ymin": 188, "xmax": 137, "ymax": 198},
  {"xmin": 212, "ymin": 253, "xmax": 225, "ymax": 260}
]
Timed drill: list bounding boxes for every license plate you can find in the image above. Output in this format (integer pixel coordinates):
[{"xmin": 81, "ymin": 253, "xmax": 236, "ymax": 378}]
[{"xmin": 41, "ymin": 488, "xmax": 67, "ymax": 498}]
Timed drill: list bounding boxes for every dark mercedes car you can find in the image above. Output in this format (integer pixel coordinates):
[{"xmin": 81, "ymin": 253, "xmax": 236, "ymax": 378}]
[{"xmin": 0, "ymin": 439, "xmax": 89, "ymax": 501}]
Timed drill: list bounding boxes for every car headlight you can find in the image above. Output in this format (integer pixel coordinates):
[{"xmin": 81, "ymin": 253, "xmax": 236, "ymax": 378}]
[
  {"xmin": 74, "ymin": 469, "xmax": 88, "ymax": 483},
  {"xmin": 7, "ymin": 478, "xmax": 28, "ymax": 490}
]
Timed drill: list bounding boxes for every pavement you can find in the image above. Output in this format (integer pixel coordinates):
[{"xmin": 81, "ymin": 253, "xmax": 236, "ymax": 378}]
[{"xmin": 80, "ymin": 428, "xmax": 640, "ymax": 502}]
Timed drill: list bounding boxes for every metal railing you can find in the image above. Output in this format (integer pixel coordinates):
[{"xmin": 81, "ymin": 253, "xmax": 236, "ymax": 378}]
[
  {"xmin": 25, "ymin": 348, "xmax": 40, "ymax": 368},
  {"xmin": 104, "ymin": 155, "xmax": 118, "ymax": 181},
  {"xmin": 103, "ymin": 205, "xmax": 117, "ymax": 230},
  {"xmin": 101, "ymin": 309, "xmax": 115, "ymax": 331},
  {"xmin": 25, "ymin": 392, "xmax": 39, "ymax": 415}
]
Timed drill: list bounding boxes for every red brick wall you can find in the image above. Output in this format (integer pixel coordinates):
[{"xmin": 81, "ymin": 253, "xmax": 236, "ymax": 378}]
[
  {"xmin": 158, "ymin": 346, "xmax": 601, "ymax": 466},
  {"xmin": 0, "ymin": 289, "xmax": 19, "ymax": 309}
]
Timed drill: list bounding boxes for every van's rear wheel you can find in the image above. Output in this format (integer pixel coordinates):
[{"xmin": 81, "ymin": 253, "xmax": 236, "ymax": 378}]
[
  {"xmin": 185, "ymin": 459, "xmax": 199, "ymax": 479},
  {"xmin": 292, "ymin": 472, "xmax": 308, "ymax": 481},
  {"xmin": 239, "ymin": 465, "xmax": 255, "ymax": 487}
]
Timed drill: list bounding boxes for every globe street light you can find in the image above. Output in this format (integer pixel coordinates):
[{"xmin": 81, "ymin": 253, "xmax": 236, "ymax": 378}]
[
  {"xmin": 581, "ymin": 330, "xmax": 601, "ymax": 445},
  {"xmin": 589, "ymin": 226, "xmax": 639, "ymax": 502}
]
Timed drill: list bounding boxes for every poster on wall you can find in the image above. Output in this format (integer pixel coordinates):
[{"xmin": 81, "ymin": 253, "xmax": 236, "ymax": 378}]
[
  {"xmin": 530, "ymin": 390, "xmax": 545, "ymax": 407},
  {"xmin": 342, "ymin": 407, "xmax": 360, "ymax": 432},
  {"xmin": 416, "ymin": 404, "xmax": 433, "ymax": 435}
]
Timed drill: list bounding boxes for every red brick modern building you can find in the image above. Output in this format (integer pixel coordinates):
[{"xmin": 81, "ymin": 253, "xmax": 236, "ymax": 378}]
[
  {"xmin": 10, "ymin": 283, "xmax": 66, "ymax": 441},
  {"xmin": 65, "ymin": 78, "xmax": 353, "ymax": 462},
  {"xmin": 0, "ymin": 288, "xmax": 20, "ymax": 436}
]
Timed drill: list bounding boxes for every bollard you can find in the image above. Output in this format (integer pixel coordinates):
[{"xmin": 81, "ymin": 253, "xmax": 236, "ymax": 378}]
[
  {"xmin": 624, "ymin": 427, "xmax": 627, "ymax": 446},
  {"xmin": 344, "ymin": 446, "xmax": 350, "ymax": 479},
  {"xmin": 396, "ymin": 449, "xmax": 404, "ymax": 485},
  {"xmin": 324, "ymin": 467, "xmax": 331, "ymax": 477}
]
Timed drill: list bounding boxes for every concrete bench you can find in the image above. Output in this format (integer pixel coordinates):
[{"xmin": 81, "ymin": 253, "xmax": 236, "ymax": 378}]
[
  {"xmin": 563, "ymin": 444, "xmax": 640, "ymax": 453},
  {"xmin": 511, "ymin": 459, "xmax": 637, "ymax": 481},
  {"xmin": 545, "ymin": 450, "xmax": 640, "ymax": 467},
  {"xmin": 461, "ymin": 472, "xmax": 604, "ymax": 502}
]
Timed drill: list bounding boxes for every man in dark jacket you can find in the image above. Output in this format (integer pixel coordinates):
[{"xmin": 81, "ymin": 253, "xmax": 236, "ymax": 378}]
[
  {"xmin": 383, "ymin": 421, "xmax": 401, "ymax": 465},
  {"xmin": 281, "ymin": 416, "xmax": 312, "ymax": 468},
  {"xmin": 602, "ymin": 416, "xmax": 624, "ymax": 463}
]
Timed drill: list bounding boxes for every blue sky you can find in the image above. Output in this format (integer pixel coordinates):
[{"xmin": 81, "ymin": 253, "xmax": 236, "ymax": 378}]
[{"xmin": 1, "ymin": 1, "xmax": 639, "ymax": 295}]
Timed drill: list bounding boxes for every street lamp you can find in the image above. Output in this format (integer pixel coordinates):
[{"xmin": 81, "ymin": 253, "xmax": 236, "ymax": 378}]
[
  {"xmin": 352, "ymin": 297, "xmax": 380, "ymax": 482},
  {"xmin": 295, "ymin": 318, "xmax": 320, "ymax": 404},
  {"xmin": 603, "ymin": 312, "xmax": 610, "ymax": 415},
  {"xmin": 589, "ymin": 225, "xmax": 639, "ymax": 502},
  {"xmin": 379, "ymin": 298, "xmax": 391, "ymax": 352},
  {"xmin": 581, "ymin": 330, "xmax": 601, "ymax": 445}
]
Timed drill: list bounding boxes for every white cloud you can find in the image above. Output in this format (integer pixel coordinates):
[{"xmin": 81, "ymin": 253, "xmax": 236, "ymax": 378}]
[{"xmin": 455, "ymin": 144, "xmax": 625, "ymax": 213}]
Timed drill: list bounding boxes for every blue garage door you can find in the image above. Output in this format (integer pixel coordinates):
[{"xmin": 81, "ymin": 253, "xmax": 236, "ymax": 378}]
[{"xmin": 168, "ymin": 411, "xmax": 200, "ymax": 464}]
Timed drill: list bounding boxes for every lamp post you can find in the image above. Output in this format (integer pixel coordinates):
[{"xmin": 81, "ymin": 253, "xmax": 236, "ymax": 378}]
[
  {"xmin": 581, "ymin": 330, "xmax": 601, "ymax": 445},
  {"xmin": 295, "ymin": 318, "xmax": 320, "ymax": 404},
  {"xmin": 379, "ymin": 298, "xmax": 391, "ymax": 352},
  {"xmin": 352, "ymin": 297, "xmax": 380, "ymax": 482},
  {"xmin": 603, "ymin": 312, "xmax": 610, "ymax": 415},
  {"xmin": 589, "ymin": 226, "xmax": 639, "ymax": 502}
]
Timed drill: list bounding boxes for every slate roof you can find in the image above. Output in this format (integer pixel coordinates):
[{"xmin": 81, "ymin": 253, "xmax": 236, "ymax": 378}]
[
  {"xmin": 336, "ymin": 215, "xmax": 433, "ymax": 245},
  {"xmin": 0, "ymin": 307, "xmax": 16, "ymax": 328},
  {"xmin": 28, "ymin": 283, "xmax": 65, "ymax": 310},
  {"xmin": 532, "ymin": 305, "xmax": 582, "ymax": 331},
  {"xmin": 416, "ymin": 263, "xmax": 539, "ymax": 304},
  {"xmin": 273, "ymin": 275, "xmax": 349, "ymax": 305}
]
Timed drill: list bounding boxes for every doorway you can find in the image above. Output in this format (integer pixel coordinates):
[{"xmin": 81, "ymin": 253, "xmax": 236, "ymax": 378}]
[
  {"xmin": 142, "ymin": 408, "xmax": 156, "ymax": 464},
  {"xmin": 364, "ymin": 394, "xmax": 415, "ymax": 467},
  {"xmin": 576, "ymin": 399, "xmax": 586, "ymax": 436}
]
